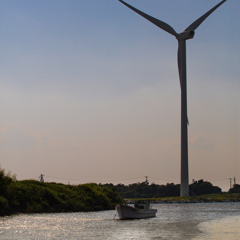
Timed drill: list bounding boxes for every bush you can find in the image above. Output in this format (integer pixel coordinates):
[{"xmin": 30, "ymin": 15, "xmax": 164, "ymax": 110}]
[
  {"xmin": 0, "ymin": 196, "xmax": 9, "ymax": 215},
  {"xmin": 0, "ymin": 166, "xmax": 16, "ymax": 196},
  {"xmin": 1, "ymin": 179, "xmax": 124, "ymax": 215},
  {"xmin": 229, "ymin": 184, "xmax": 240, "ymax": 193},
  {"xmin": 190, "ymin": 180, "xmax": 221, "ymax": 195},
  {"xmin": 0, "ymin": 167, "xmax": 124, "ymax": 216}
]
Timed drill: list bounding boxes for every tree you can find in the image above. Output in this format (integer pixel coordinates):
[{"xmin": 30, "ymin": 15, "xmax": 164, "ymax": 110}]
[
  {"xmin": 0, "ymin": 166, "xmax": 16, "ymax": 196},
  {"xmin": 229, "ymin": 184, "xmax": 240, "ymax": 193},
  {"xmin": 190, "ymin": 179, "xmax": 221, "ymax": 195}
]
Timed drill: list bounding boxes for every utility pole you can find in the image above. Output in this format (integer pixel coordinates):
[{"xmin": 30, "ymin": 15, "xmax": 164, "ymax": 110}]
[
  {"xmin": 145, "ymin": 176, "xmax": 149, "ymax": 184},
  {"xmin": 233, "ymin": 177, "xmax": 236, "ymax": 187},
  {"xmin": 39, "ymin": 174, "xmax": 44, "ymax": 183},
  {"xmin": 229, "ymin": 178, "xmax": 232, "ymax": 189}
]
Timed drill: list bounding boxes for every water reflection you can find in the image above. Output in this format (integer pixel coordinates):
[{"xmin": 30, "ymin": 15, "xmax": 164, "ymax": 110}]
[
  {"xmin": 195, "ymin": 215, "xmax": 240, "ymax": 240},
  {"xmin": 0, "ymin": 203, "xmax": 239, "ymax": 240}
]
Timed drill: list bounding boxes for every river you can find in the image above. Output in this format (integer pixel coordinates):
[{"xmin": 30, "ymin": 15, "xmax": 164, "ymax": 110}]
[{"xmin": 0, "ymin": 202, "xmax": 239, "ymax": 240}]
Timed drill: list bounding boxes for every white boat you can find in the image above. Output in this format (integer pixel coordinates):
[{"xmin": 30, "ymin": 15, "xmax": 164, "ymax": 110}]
[{"xmin": 115, "ymin": 201, "xmax": 157, "ymax": 220}]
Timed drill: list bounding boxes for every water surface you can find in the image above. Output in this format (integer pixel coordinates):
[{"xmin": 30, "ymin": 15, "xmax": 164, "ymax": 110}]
[{"xmin": 0, "ymin": 202, "xmax": 239, "ymax": 239}]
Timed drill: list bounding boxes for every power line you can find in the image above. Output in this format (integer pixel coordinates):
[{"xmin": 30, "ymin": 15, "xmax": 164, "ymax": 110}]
[
  {"xmin": 41, "ymin": 174, "xmax": 238, "ymax": 186},
  {"xmin": 43, "ymin": 175, "xmax": 148, "ymax": 184},
  {"xmin": 42, "ymin": 175, "xmax": 179, "ymax": 184}
]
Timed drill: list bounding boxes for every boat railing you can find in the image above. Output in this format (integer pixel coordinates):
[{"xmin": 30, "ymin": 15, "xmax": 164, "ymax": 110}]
[{"xmin": 134, "ymin": 200, "xmax": 151, "ymax": 210}]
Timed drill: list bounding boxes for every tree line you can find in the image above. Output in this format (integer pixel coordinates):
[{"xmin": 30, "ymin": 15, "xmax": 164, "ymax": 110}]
[
  {"xmin": 229, "ymin": 184, "xmax": 240, "ymax": 194},
  {"xmin": 1, "ymin": 166, "xmax": 239, "ymax": 216},
  {"xmin": 103, "ymin": 179, "xmax": 222, "ymax": 198}
]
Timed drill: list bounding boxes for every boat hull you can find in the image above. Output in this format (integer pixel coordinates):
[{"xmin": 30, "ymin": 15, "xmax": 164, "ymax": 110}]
[{"xmin": 116, "ymin": 204, "xmax": 157, "ymax": 220}]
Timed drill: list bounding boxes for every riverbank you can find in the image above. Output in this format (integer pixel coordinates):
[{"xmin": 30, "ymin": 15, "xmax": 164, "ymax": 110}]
[
  {"xmin": 126, "ymin": 192, "xmax": 240, "ymax": 203},
  {"xmin": 0, "ymin": 180, "xmax": 124, "ymax": 216}
]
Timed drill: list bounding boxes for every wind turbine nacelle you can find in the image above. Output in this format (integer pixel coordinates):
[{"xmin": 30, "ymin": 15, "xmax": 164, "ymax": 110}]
[{"xmin": 176, "ymin": 31, "xmax": 195, "ymax": 40}]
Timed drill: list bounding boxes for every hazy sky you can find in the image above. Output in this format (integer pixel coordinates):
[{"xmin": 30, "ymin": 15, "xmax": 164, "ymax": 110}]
[{"xmin": 0, "ymin": 0, "xmax": 239, "ymax": 191}]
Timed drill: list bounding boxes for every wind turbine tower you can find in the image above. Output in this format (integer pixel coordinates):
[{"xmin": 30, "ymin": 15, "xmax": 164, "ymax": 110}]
[{"xmin": 119, "ymin": 0, "xmax": 227, "ymax": 196}]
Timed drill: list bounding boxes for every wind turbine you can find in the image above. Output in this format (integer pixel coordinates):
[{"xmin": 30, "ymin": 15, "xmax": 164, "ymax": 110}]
[{"xmin": 119, "ymin": 0, "xmax": 227, "ymax": 196}]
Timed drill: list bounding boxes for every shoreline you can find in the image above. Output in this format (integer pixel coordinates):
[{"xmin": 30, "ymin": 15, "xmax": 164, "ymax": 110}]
[{"xmin": 125, "ymin": 192, "xmax": 240, "ymax": 204}]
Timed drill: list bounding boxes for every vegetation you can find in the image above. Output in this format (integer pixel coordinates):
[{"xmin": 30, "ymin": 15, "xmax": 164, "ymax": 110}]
[
  {"xmin": 0, "ymin": 167, "xmax": 123, "ymax": 216},
  {"xmin": 1, "ymin": 166, "xmax": 238, "ymax": 216},
  {"xmin": 229, "ymin": 184, "xmax": 240, "ymax": 193},
  {"xmin": 104, "ymin": 179, "xmax": 221, "ymax": 198},
  {"xmin": 190, "ymin": 179, "xmax": 221, "ymax": 195},
  {"xmin": 126, "ymin": 192, "xmax": 240, "ymax": 203},
  {"xmin": 162, "ymin": 192, "xmax": 240, "ymax": 202}
]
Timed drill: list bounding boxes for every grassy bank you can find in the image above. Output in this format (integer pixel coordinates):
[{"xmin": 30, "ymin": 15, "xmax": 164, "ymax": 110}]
[
  {"xmin": 126, "ymin": 192, "xmax": 240, "ymax": 203},
  {"xmin": 0, "ymin": 180, "xmax": 124, "ymax": 216}
]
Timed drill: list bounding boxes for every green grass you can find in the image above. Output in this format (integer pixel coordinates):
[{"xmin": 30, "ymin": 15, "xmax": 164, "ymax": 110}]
[{"xmin": 126, "ymin": 193, "xmax": 240, "ymax": 202}]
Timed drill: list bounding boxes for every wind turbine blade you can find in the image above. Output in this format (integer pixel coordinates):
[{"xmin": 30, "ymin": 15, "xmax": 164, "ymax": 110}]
[
  {"xmin": 185, "ymin": 0, "xmax": 227, "ymax": 31},
  {"xmin": 119, "ymin": 0, "xmax": 177, "ymax": 37}
]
